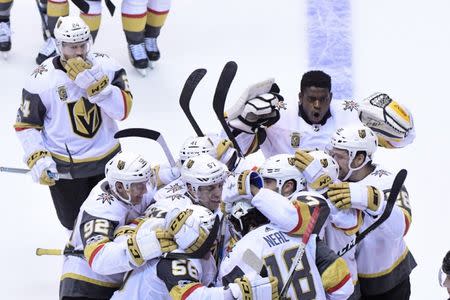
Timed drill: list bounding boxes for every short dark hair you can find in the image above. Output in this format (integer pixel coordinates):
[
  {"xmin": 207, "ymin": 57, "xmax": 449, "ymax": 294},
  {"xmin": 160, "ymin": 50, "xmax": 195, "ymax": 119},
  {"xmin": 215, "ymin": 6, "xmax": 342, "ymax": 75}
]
[{"xmin": 300, "ymin": 70, "xmax": 331, "ymax": 92}]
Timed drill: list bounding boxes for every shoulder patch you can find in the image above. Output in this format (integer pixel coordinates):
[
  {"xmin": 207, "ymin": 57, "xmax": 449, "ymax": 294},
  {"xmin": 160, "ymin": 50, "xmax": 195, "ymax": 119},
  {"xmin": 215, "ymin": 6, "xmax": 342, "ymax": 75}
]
[
  {"xmin": 371, "ymin": 169, "xmax": 391, "ymax": 177},
  {"xmin": 31, "ymin": 64, "xmax": 49, "ymax": 78},
  {"xmin": 342, "ymin": 100, "xmax": 359, "ymax": 112},
  {"xmin": 96, "ymin": 192, "xmax": 115, "ymax": 205}
]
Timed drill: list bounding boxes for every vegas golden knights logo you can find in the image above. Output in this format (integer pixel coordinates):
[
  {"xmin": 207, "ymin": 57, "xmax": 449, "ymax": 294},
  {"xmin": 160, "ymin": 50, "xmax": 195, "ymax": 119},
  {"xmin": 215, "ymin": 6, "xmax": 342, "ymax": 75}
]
[
  {"xmin": 287, "ymin": 157, "xmax": 295, "ymax": 166},
  {"xmin": 186, "ymin": 159, "xmax": 194, "ymax": 169},
  {"xmin": 320, "ymin": 158, "xmax": 328, "ymax": 168},
  {"xmin": 57, "ymin": 85, "xmax": 68, "ymax": 101},
  {"xmin": 117, "ymin": 160, "xmax": 125, "ymax": 170},
  {"xmin": 358, "ymin": 129, "xmax": 366, "ymax": 138},
  {"xmin": 290, "ymin": 132, "xmax": 300, "ymax": 148},
  {"xmin": 67, "ymin": 98, "xmax": 102, "ymax": 138}
]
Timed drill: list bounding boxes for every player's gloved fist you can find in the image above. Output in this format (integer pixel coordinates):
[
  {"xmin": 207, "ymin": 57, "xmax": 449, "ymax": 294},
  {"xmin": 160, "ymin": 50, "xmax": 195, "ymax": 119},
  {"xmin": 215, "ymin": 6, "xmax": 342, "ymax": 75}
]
[
  {"xmin": 229, "ymin": 276, "xmax": 279, "ymax": 300},
  {"xmin": 226, "ymin": 78, "xmax": 284, "ymax": 134},
  {"xmin": 327, "ymin": 182, "xmax": 383, "ymax": 214},
  {"xmin": 358, "ymin": 92, "xmax": 414, "ymax": 142},
  {"xmin": 127, "ymin": 218, "xmax": 176, "ymax": 266},
  {"xmin": 166, "ymin": 208, "xmax": 208, "ymax": 253},
  {"xmin": 73, "ymin": 64, "xmax": 112, "ymax": 103},
  {"xmin": 294, "ymin": 150, "xmax": 331, "ymax": 190},
  {"xmin": 153, "ymin": 163, "xmax": 181, "ymax": 187},
  {"xmin": 223, "ymin": 170, "xmax": 263, "ymax": 204},
  {"xmin": 64, "ymin": 57, "xmax": 92, "ymax": 81},
  {"xmin": 26, "ymin": 150, "xmax": 58, "ymax": 186}
]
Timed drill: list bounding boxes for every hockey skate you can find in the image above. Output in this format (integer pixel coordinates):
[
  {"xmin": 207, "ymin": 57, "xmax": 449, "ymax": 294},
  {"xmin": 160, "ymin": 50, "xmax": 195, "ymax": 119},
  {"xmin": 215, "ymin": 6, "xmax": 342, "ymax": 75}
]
[
  {"xmin": 0, "ymin": 21, "xmax": 11, "ymax": 59},
  {"xmin": 128, "ymin": 42, "xmax": 148, "ymax": 77},
  {"xmin": 144, "ymin": 37, "xmax": 159, "ymax": 69},
  {"xmin": 36, "ymin": 37, "xmax": 57, "ymax": 65}
]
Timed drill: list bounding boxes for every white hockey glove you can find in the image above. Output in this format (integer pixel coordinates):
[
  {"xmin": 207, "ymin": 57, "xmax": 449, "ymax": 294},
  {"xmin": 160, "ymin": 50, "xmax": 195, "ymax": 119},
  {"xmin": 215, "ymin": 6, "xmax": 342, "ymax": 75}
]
[
  {"xmin": 228, "ymin": 276, "xmax": 279, "ymax": 300},
  {"xmin": 358, "ymin": 93, "xmax": 414, "ymax": 142},
  {"xmin": 294, "ymin": 150, "xmax": 332, "ymax": 190},
  {"xmin": 327, "ymin": 182, "xmax": 383, "ymax": 215},
  {"xmin": 166, "ymin": 208, "xmax": 209, "ymax": 253},
  {"xmin": 226, "ymin": 79, "xmax": 284, "ymax": 134},
  {"xmin": 126, "ymin": 218, "xmax": 176, "ymax": 267},
  {"xmin": 26, "ymin": 150, "xmax": 58, "ymax": 186},
  {"xmin": 72, "ymin": 62, "xmax": 112, "ymax": 103},
  {"xmin": 223, "ymin": 170, "xmax": 263, "ymax": 204},
  {"xmin": 153, "ymin": 163, "xmax": 181, "ymax": 187}
]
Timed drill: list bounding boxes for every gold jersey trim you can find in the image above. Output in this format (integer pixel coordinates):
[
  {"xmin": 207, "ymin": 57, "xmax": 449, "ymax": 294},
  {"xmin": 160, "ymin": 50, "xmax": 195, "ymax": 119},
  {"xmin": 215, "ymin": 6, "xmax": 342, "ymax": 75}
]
[
  {"xmin": 60, "ymin": 272, "xmax": 121, "ymax": 288},
  {"xmin": 358, "ymin": 247, "xmax": 410, "ymax": 278},
  {"xmin": 51, "ymin": 142, "xmax": 120, "ymax": 163}
]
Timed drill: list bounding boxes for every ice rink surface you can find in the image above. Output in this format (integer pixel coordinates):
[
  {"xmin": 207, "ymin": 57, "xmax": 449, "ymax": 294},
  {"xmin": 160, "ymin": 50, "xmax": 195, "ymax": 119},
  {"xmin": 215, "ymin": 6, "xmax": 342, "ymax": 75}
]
[{"xmin": 1, "ymin": 0, "xmax": 449, "ymax": 298}]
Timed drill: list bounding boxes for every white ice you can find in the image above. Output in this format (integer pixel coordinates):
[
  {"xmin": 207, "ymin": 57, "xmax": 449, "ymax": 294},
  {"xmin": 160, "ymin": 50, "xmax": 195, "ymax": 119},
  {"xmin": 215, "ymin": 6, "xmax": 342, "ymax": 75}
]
[{"xmin": 0, "ymin": 0, "xmax": 449, "ymax": 299}]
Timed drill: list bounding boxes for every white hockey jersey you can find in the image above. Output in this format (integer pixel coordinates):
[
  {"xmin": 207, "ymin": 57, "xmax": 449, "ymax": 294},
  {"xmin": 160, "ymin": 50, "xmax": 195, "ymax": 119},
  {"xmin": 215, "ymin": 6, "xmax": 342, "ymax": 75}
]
[
  {"xmin": 14, "ymin": 53, "xmax": 133, "ymax": 177},
  {"xmin": 234, "ymin": 100, "xmax": 361, "ymax": 157},
  {"xmin": 355, "ymin": 165, "xmax": 415, "ymax": 295},
  {"xmin": 219, "ymin": 224, "xmax": 354, "ymax": 300},
  {"xmin": 59, "ymin": 179, "xmax": 155, "ymax": 299}
]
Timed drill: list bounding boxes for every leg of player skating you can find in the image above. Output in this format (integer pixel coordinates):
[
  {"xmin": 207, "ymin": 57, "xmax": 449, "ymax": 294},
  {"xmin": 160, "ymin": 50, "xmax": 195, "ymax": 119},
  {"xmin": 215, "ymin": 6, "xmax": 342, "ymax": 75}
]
[
  {"xmin": 121, "ymin": 0, "xmax": 149, "ymax": 75},
  {"xmin": 36, "ymin": 0, "xmax": 69, "ymax": 64},
  {"xmin": 0, "ymin": 0, "xmax": 13, "ymax": 59},
  {"xmin": 144, "ymin": 0, "xmax": 171, "ymax": 67},
  {"xmin": 79, "ymin": 0, "xmax": 102, "ymax": 42}
]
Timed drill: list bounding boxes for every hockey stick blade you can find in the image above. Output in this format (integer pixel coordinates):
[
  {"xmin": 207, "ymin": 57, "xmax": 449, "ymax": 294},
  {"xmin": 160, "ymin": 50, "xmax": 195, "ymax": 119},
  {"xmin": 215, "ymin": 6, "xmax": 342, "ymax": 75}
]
[
  {"xmin": 114, "ymin": 128, "xmax": 176, "ymax": 167},
  {"xmin": 337, "ymin": 169, "xmax": 407, "ymax": 257},
  {"xmin": 179, "ymin": 68, "xmax": 207, "ymax": 136},
  {"xmin": 280, "ymin": 205, "xmax": 321, "ymax": 299},
  {"xmin": 212, "ymin": 61, "xmax": 244, "ymax": 157}
]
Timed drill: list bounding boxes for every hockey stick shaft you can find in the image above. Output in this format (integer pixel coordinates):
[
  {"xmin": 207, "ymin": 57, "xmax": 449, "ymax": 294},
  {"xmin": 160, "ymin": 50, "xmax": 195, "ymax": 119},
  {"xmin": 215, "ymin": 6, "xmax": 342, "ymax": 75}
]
[
  {"xmin": 36, "ymin": 247, "xmax": 84, "ymax": 257},
  {"xmin": 212, "ymin": 61, "xmax": 244, "ymax": 157},
  {"xmin": 34, "ymin": 0, "xmax": 51, "ymax": 39},
  {"xmin": 114, "ymin": 128, "xmax": 176, "ymax": 167},
  {"xmin": 280, "ymin": 205, "xmax": 321, "ymax": 299},
  {"xmin": 0, "ymin": 166, "xmax": 72, "ymax": 180},
  {"xmin": 337, "ymin": 169, "xmax": 407, "ymax": 257},
  {"xmin": 179, "ymin": 68, "xmax": 207, "ymax": 137}
]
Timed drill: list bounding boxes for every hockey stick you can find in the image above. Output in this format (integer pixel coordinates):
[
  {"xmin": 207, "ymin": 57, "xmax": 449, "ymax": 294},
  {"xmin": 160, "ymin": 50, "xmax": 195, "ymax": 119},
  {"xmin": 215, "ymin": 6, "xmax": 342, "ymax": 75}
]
[
  {"xmin": 337, "ymin": 168, "xmax": 407, "ymax": 257},
  {"xmin": 36, "ymin": 247, "xmax": 83, "ymax": 257},
  {"xmin": 179, "ymin": 68, "xmax": 207, "ymax": 137},
  {"xmin": 35, "ymin": 0, "xmax": 51, "ymax": 40},
  {"xmin": 114, "ymin": 128, "xmax": 176, "ymax": 167},
  {"xmin": 0, "ymin": 166, "xmax": 72, "ymax": 180},
  {"xmin": 280, "ymin": 205, "xmax": 321, "ymax": 299},
  {"xmin": 212, "ymin": 61, "xmax": 244, "ymax": 158}
]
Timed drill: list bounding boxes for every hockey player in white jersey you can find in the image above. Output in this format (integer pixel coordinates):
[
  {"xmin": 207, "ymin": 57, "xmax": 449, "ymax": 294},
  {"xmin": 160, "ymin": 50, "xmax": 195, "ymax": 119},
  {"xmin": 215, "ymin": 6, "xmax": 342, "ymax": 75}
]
[
  {"xmin": 59, "ymin": 151, "xmax": 178, "ymax": 300},
  {"xmin": 220, "ymin": 198, "xmax": 354, "ymax": 299},
  {"xmin": 14, "ymin": 16, "xmax": 133, "ymax": 230},
  {"xmin": 225, "ymin": 71, "xmax": 415, "ymax": 157},
  {"xmin": 154, "ymin": 135, "xmax": 239, "ymax": 203},
  {"xmin": 326, "ymin": 125, "xmax": 416, "ymax": 299}
]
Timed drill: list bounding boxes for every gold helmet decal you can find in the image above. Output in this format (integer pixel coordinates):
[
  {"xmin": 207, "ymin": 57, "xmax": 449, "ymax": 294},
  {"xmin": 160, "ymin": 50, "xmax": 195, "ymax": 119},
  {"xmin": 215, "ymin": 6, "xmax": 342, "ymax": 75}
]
[
  {"xmin": 320, "ymin": 158, "xmax": 328, "ymax": 168},
  {"xmin": 186, "ymin": 159, "xmax": 195, "ymax": 169},
  {"xmin": 358, "ymin": 129, "xmax": 366, "ymax": 138},
  {"xmin": 287, "ymin": 157, "xmax": 295, "ymax": 166},
  {"xmin": 117, "ymin": 160, "xmax": 125, "ymax": 170}
]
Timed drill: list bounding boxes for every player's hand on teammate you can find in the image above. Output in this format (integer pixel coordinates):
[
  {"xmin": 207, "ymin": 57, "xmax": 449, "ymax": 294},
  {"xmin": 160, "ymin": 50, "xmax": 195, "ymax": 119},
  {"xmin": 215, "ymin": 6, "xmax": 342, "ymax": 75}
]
[
  {"xmin": 223, "ymin": 170, "xmax": 263, "ymax": 205},
  {"xmin": 26, "ymin": 150, "xmax": 58, "ymax": 186},
  {"xmin": 294, "ymin": 149, "xmax": 332, "ymax": 190},
  {"xmin": 327, "ymin": 182, "xmax": 383, "ymax": 214},
  {"xmin": 229, "ymin": 275, "xmax": 279, "ymax": 300}
]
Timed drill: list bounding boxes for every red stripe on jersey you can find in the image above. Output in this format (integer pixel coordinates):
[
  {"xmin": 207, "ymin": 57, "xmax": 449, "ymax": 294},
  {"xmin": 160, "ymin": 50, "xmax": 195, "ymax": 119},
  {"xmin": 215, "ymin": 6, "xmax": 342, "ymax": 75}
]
[
  {"xmin": 88, "ymin": 243, "xmax": 106, "ymax": 267},
  {"xmin": 122, "ymin": 12, "xmax": 147, "ymax": 18},
  {"xmin": 289, "ymin": 203, "xmax": 303, "ymax": 234},
  {"xmin": 147, "ymin": 8, "xmax": 170, "ymax": 15},
  {"xmin": 327, "ymin": 273, "xmax": 351, "ymax": 293},
  {"xmin": 14, "ymin": 127, "xmax": 28, "ymax": 132},
  {"xmin": 403, "ymin": 214, "xmax": 410, "ymax": 236},
  {"xmin": 181, "ymin": 283, "xmax": 203, "ymax": 300}
]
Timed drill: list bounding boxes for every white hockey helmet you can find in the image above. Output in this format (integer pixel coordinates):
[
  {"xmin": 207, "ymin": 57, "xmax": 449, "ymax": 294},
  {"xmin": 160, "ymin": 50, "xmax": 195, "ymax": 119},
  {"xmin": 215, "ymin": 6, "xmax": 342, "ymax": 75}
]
[
  {"xmin": 179, "ymin": 136, "xmax": 216, "ymax": 164},
  {"xmin": 179, "ymin": 135, "xmax": 239, "ymax": 171},
  {"xmin": 105, "ymin": 151, "xmax": 153, "ymax": 204},
  {"xmin": 329, "ymin": 125, "xmax": 378, "ymax": 180},
  {"xmin": 54, "ymin": 16, "xmax": 91, "ymax": 58},
  {"xmin": 259, "ymin": 154, "xmax": 306, "ymax": 198},
  {"xmin": 181, "ymin": 154, "xmax": 228, "ymax": 200}
]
